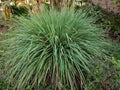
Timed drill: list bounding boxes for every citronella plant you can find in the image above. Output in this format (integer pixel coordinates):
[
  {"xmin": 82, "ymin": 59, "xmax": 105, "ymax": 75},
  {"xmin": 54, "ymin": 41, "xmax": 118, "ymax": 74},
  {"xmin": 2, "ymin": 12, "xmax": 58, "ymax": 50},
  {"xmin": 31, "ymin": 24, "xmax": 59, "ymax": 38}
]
[{"xmin": 3, "ymin": 10, "xmax": 110, "ymax": 90}]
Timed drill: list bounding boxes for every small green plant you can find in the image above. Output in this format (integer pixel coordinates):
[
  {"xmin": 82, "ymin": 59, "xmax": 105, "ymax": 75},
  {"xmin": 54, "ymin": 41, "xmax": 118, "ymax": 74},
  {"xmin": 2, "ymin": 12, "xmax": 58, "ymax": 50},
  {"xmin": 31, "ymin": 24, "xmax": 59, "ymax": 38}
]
[{"xmin": 3, "ymin": 10, "xmax": 111, "ymax": 90}]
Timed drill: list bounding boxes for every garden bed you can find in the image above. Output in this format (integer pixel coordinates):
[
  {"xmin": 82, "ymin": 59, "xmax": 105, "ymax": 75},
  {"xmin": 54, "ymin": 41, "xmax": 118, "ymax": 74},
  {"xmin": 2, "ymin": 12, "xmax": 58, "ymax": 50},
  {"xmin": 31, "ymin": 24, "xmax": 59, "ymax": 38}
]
[{"xmin": 0, "ymin": 1, "xmax": 120, "ymax": 90}]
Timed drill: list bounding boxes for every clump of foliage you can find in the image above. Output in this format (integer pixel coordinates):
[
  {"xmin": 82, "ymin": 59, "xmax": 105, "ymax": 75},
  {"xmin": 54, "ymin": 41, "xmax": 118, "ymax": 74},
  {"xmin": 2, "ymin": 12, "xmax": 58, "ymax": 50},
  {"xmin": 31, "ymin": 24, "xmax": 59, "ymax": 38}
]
[
  {"xmin": 11, "ymin": 5, "xmax": 29, "ymax": 16},
  {"xmin": 2, "ymin": 10, "xmax": 111, "ymax": 90}
]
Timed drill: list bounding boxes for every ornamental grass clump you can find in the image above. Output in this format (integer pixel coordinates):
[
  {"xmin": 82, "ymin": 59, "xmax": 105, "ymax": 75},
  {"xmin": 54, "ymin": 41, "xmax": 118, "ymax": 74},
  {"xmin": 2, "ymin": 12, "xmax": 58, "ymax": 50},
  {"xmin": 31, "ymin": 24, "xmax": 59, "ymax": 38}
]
[{"xmin": 3, "ymin": 10, "xmax": 110, "ymax": 90}]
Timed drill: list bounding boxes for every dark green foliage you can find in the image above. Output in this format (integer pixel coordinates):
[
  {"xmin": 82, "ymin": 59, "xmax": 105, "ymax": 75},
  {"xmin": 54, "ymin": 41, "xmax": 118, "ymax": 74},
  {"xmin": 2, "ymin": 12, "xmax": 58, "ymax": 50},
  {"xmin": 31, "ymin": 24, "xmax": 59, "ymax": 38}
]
[
  {"xmin": 112, "ymin": 43, "xmax": 120, "ymax": 59},
  {"xmin": 0, "ymin": 77, "xmax": 14, "ymax": 90},
  {"xmin": 1, "ymin": 0, "xmax": 7, "ymax": 1},
  {"xmin": 117, "ymin": 0, "xmax": 120, "ymax": 3},
  {"xmin": 0, "ymin": 78, "xmax": 8, "ymax": 90},
  {"xmin": 44, "ymin": 3, "xmax": 50, "ymax": 11},
  {"xmin": 11, "ymin": 5, "xmax": 29, "ymax": 16},
  {"xmin": 2, "ymin": 10, "xmax": 111, "ymax": 90}
]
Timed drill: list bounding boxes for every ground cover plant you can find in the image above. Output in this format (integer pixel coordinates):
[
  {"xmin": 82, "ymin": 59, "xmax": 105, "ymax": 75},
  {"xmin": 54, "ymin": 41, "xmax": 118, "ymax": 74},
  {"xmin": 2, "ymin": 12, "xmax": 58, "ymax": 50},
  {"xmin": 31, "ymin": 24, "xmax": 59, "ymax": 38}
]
[{"xmin": 1, "ymin": 9, "xmax": 112, "ymax": 90}]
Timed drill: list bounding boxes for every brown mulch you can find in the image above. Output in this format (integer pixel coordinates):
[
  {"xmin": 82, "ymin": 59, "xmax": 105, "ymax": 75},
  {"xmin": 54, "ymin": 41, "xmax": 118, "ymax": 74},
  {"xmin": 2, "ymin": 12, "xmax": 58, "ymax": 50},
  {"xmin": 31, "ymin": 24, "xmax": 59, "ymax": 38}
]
[{"xmin": 0, "ymin": 25, "xmax": 9, "ymax": 34}]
